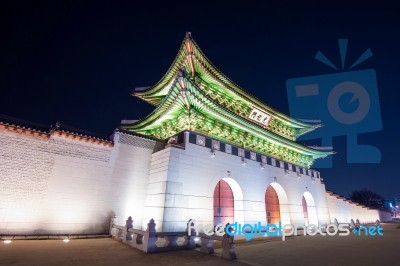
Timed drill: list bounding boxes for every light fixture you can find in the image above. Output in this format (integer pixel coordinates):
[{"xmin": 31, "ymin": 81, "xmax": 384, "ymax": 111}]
[
  {"xmin": 241, "ymin": 158, "xmax": 247, "ymax": 166},
  {"xmin": 63, "ymin": 239, "xmax": 70, "ymax": 243},
  {"xmin": 3, "ymin": 240, "xmax": 12, "ymax": 244},
  {"xmin": 210, "ymin": 149, "xmax": 216, "ymax": 158},
  {"xmin": 284, "ymin": 170, "xmax": 289, "ymax": 176}
]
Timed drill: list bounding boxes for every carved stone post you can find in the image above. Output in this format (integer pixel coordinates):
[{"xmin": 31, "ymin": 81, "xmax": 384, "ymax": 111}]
[
  {"xmin": 144, "ymin": 219, "xmax": 157, "ymax": 253},
  {"xmin": 222, "ymin": 226, "xmax": 236, "ymax": 260},
  {"xmin": 126, "ymin": 216, "xmax": 133, "ymax": 241},
  {"xmin": 350, "ymin": 219, "xmax": 357, "ymax": 229},
  {"xmin": 200, "ymin": 238, "xmax": 214, "ymax": 254},
  {"xmin": 109, "ymin": 215, "xmax": 117, "ymax": 236},
  {"xmin": 186, "ymin": 219, "xmax": 196, "ymax": 249}
]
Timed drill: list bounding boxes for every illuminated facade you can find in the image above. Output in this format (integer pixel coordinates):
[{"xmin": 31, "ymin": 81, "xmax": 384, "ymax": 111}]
[{"xmin": 0, "ymin": 33, "xmax": 386, "ymax": 235}]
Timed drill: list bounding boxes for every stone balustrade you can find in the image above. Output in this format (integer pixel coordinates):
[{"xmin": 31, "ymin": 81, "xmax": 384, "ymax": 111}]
[{"xmin": 109, "ymin": 217, "xmax": 236, "ymax": 260}]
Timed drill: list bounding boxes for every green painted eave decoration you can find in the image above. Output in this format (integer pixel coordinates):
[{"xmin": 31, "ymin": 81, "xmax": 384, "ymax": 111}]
[{"xmin": 122, "ymin": 74, "xmax": 333, "ymax": 168}]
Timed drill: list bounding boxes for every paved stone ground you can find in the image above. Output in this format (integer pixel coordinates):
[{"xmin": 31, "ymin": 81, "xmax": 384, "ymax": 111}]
[
  {"xmin": 1, "ymin": 224, "xmax": 399, "ymax": 266},
  {"xmin": 233, "ymin": 223, "xmax": 400, "ymax": 266}
]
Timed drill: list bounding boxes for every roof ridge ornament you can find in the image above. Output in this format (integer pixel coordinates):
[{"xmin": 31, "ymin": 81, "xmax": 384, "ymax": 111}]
[
  {"xmin": 184, "ymin": 33, "xmax": 195, "ymax": 77},
  {"xmin": 178, "ymin": 68, "xmax": 191, "ymax": 110}
]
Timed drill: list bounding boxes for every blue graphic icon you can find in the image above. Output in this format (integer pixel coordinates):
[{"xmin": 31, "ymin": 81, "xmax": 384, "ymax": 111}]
[{"xmin": 287, "ymin": 39, "xmax": 382, "ymax": 168}]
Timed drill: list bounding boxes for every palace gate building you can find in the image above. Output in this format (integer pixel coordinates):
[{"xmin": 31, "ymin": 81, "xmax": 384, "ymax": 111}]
[{"xmin": 0, "ymin": 33, "xmax": 383, "ymax": 235}]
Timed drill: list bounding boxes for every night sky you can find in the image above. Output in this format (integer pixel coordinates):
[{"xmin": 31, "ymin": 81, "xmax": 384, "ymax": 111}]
[{"xmin": 1, "ymin": 2, "xmax": 399, "ymax": 199}]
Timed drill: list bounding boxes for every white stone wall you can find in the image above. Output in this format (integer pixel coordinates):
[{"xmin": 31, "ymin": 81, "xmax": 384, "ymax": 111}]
[
  {"xmin": 0, "ymin": 129, "xmax": 155, "ymax": 235},
  {"xmin": 142, "ymin": 148, "xmax": 173, "ymax": 230},
  {"xmin": 147, "ymin": 133, "xmax": 332, "ymax": 232},
  {"xmin": 326, "ymin": 193, "xmax": 380, "ymax": 224},
  {"xmin": 1, "ymin": 127, "xmax": 384, "ymax": 235}
]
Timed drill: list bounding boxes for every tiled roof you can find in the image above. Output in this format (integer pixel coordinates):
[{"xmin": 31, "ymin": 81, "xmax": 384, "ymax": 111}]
[
  {"xmin": 0, "ymin": 114, "xmax": 113, "ymax": 145},
  {"xmin": 0, "ymin": 114, "xmax": 48, "ymax": 133}
]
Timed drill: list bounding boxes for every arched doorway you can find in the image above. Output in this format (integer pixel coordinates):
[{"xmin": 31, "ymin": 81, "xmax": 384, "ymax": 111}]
[
  {"xmin": 213, "ymin": 180, "xmax": 234, "ymax": 226},
  {"xmin": 302, "ymin": 191, "xmax": 319, "ymax": 226},
  {"xmin": 302, "ymin": 196, "xmax": 309, "ymax": 225},
  {"xmin": 265, "ymin": 185, "xmax": 280, "ymax": 224}
]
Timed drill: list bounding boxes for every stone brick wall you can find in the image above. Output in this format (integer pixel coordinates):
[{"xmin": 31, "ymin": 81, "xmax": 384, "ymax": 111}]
[
  {"xmin": 1, "ymin": 126, "xmax": 382, "ymax": 235},
  {"xmin": 0, "ymin": 129, "xmax": 156, "ymax": 235},
  {"xmin": 0, "ymin": 133, "xmax": 55, "ymax": 226}
]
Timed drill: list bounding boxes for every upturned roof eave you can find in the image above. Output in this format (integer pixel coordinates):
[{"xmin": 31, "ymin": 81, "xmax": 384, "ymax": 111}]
[
  {"xmin": 132, "ymin": 37, "xmax": 188, "ymax": 98},
  {"xmin": 124, "ymin": 75, "xmax": 333, "ymax": 159}
]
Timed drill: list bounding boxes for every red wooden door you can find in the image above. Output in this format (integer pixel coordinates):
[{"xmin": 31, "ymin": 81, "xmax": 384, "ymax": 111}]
[
  {"xmin": 213, "ymin": 180, "xmax": 234, "ymax": 226},
  {"xmin": 265, "ymin": 185, "xmax": 281, "ymax": 224}
]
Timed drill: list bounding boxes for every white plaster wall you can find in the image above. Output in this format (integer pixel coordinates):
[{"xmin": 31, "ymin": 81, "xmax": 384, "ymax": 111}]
[
  {"xmin": 0, "ymin": 129, "xmax": 154, "ymax": 235},
  {"xmin": 107, "ymin": 132, "xmax": 156, "ymax": 229},
  {"xmin": 142, "ymin": 148, "xmax": 172, "ymax": 230},
  {"xmin": 154, "ymin": 134, "xmax": 331, "ymax": 232},
  {"xmin": 2, "ymin": 126, "xmax": 383, "ymax": 235},
  {"xmin": 325, "ymin": 193, "xmax": 380, "ymax": 224}
]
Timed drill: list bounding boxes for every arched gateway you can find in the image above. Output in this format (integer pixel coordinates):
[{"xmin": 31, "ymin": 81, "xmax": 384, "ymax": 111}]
[
  {"xmin": 213, "ymin": 180, "xmax": 234, "ymax": 225},
  {"xmin": 302, "ymin": 191, "xmax": 319, "ymax": 226},
  {"xmin": 265, "ymin": 185, "xmax": 281, "ymax": 224}
]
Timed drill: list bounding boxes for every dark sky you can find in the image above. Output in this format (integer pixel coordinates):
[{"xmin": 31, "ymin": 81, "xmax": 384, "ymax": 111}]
[{"xmin": 1, "ymin": 1, "xmax": 399, "ymax": 199}]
